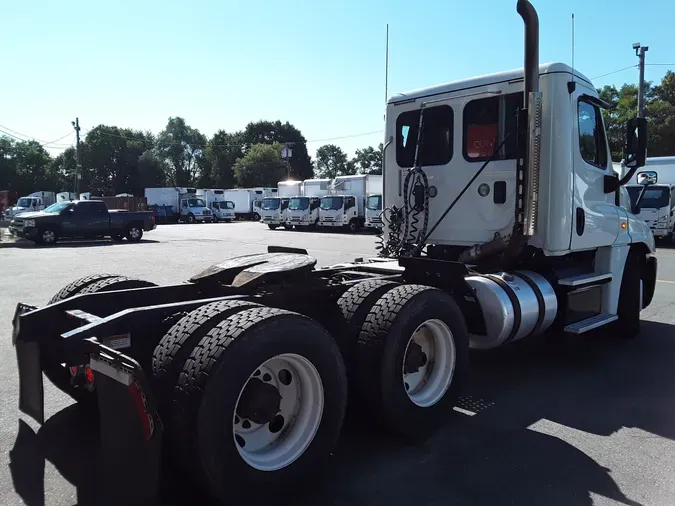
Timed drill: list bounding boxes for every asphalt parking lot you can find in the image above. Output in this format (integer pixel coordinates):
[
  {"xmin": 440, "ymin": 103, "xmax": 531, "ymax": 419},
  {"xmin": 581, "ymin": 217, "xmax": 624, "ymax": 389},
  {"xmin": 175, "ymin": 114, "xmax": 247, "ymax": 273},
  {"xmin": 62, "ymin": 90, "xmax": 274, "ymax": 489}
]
[{"xmin": 2, "ymin": 221, "xmax": 675, "ymax": 506}]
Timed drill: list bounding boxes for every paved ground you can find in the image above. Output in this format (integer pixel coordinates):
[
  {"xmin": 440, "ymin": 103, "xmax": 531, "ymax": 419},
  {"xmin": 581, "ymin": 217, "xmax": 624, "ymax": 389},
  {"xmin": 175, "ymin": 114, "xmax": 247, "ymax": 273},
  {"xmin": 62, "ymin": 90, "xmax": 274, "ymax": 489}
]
[{"xmin": 2, "ymin": 222, "xmax": 675, "ymax": 506}]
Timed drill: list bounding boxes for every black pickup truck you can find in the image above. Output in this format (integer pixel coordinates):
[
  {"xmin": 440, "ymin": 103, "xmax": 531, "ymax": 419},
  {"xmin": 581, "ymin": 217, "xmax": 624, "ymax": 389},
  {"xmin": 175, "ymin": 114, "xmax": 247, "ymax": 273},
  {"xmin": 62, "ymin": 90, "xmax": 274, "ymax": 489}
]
[{"xmin": 9, "ymin": 200, "xmax": 156, "ymax": 245}]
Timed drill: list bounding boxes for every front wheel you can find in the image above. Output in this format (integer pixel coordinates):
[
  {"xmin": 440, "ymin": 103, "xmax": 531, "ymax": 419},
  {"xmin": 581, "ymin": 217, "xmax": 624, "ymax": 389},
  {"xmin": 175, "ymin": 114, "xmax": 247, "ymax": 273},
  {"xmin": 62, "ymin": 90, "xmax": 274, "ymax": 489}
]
[
  {"xmin": 268, "ymin": 224, "xmax": 279, "ymax": 230},
  {"xmin": 283, "ymin": 224, "xmax": 293, "ymax": 230},
  {"xmin": 253, "ymin": 213, "xmax": 260, "ymax": 221},
  {"xmin": 187, "ymin": 214, "xmax": 196, "ymax": 224},
  {"xmin": 35, "ymin": 227, "xmax": 58, "ymax": 246},
  {"xmin": 608, "ymin": 250, "xmax": 643, "ymax": 339},
  {"xmin": 346, "ymin": 220, "xmax": 358, "ymax": 234}
]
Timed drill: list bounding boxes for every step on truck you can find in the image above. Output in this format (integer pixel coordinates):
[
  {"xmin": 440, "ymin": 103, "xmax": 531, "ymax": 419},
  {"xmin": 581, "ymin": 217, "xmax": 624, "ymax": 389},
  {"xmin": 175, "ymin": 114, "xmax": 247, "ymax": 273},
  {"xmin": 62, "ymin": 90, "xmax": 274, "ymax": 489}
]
[
  {"xmin": 145, "ymin": 187, "xmax": 214, "ymax": 223},
  {"xmin": 261, "ymin": 180, "xmax": 300, "ymax": 229},
  {"xmin": 10, "ymin": 2, "xmax": 658, "ymax": 505},
  {"xmin": 286, "ymin": 178, "xmax": 330, "ymax": 229},
  {"xmin": 319, "ymin": 174, "xmax": 382, "ymax": 232}
]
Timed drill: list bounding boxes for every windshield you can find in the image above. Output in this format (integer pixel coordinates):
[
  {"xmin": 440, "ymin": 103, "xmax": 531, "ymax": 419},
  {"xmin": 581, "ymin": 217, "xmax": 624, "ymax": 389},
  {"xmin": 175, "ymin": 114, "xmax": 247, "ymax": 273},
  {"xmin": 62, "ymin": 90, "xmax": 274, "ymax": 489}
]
[
  {"xmin": 367, "ymin": 195, "xmax": 382, "ymax": 211},
  {"xmin": 17, "ymin": 198, "xmax": 36, "ymax": 207},
  {"xmin": 288, "ymin": 197, "xmax": 309, "ymax": 211},
  {"xmin": 262, "ymin": 198, "xmax": 280, "ymax": 210},
  {"xmin": 188, "ymin": 198, "xmax": 206, "ymax": 208},
  {"xmin": 320, "ymin": 196, "xmax": 343, "ymax": 211},
  {"xmin": 43, "ymin": 202, "xmax": 71, "ymax": 213},
  {"xmin": 627, "ymin": 186, "xmax": 670, "ymax": 209}
]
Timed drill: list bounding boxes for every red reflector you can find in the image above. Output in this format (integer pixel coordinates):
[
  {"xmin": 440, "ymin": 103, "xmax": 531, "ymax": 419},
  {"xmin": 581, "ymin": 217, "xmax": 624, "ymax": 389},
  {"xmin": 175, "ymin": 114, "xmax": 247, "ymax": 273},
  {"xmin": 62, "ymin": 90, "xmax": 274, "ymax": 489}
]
[
  {"xmin": 129, "ymin": 381, "xmax": 154, "ymax": 440},
  {"xmin": 85, "ymin": 367, "xmax": 95, "ymax": 384}
]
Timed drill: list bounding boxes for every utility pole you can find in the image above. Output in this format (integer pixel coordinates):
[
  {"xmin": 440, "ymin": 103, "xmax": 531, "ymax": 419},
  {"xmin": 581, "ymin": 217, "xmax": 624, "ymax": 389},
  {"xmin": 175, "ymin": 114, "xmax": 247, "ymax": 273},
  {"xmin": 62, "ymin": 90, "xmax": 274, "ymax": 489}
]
[
  {"xmin": 281, "ymin": 144, "xmax": 293, "ymax": 180},
  {"xmin": 71, "ymin": 118, "xmax": 82, "ymax": 195},
  {"xmin": 633, "ymin": 42, "xmax": 649, "ymax": 118}
]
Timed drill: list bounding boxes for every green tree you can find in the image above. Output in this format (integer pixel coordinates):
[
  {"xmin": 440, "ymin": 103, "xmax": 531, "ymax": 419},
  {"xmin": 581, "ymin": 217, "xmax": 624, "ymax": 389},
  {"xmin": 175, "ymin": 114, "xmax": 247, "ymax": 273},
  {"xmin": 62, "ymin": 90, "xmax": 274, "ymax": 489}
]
[
  {"xmin": 233, "ymin": 143, "xmax": 287, "ymax": 187},
  {"xmin": 45, "ymin": 147, "xmax": 75, "ymax": 191},
  {"xmin": 315, "ymin": 144, "xmax": 349, "ymax": 179},
  {"xmin": 156, "ymin": 117, "xmax": 207, "ymax": 186},
  {"xmin": 83, "ymin": 125, "xmax": 155, "ymax": 195},
  {"xmin": 202, "ymin": 130, "xmax": 243, "ymax": 188},
  {"xmin": 137, "ymin": 150, "xmax": 167, "ymax": 189},
  {"xmin": 351, "ymin": 143, "xmax": 383, "ymax": 175},
  {"xmin": 10, "ymin": 140, "xmax": 53, "ymax": 195},
  {"xmin": 242, "ymin": 120, "xmax": 313, "ymax": 180}
]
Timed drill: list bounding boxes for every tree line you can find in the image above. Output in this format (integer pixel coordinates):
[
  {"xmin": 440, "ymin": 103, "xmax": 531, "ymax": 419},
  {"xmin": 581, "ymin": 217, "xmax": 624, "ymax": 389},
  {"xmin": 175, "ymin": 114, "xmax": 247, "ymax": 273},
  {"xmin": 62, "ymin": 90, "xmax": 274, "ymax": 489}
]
[
  {"xmin": 2, "ymin": 70, "xmax": 673, "ymax": 198},
  {"xmin": 0, "ymin": 118, "xmax": 384, "ymax": 197}
]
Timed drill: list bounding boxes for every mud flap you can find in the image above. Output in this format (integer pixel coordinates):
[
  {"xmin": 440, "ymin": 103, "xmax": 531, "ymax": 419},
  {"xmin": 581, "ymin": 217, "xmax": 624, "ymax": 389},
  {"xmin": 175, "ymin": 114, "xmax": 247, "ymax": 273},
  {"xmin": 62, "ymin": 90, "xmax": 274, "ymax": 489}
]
[
  {"xmin": 89, "ymin": 341, "xmax": 162, "ymax": 506},
  {"xmin": 13, "ymin": 303, "xmax": 45, "ymax": 424}
]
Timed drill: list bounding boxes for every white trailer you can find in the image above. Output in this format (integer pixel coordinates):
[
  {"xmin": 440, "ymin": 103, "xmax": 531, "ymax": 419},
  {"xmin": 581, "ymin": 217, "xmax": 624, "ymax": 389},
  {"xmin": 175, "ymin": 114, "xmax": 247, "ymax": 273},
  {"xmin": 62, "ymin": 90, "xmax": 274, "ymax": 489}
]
[
  {"xmin": 56, "ymin": 192, "xmax": 77, "ymax": 203},
  {"xmin": 5, "ymin": 191, "xmax": 56, "ymax": 219},
  {"xmin": 145, "ymin": 187, "xmax": 213, "ymax": 223},
  {"xmin": 222, "ymin": 189, "xmax": 260, "ymax": 221},
  {"xmin": 197, "ymin": 189, "xmax": 235, "ymax": 222},
  {"xmin": 319, "ymin": 174, "xmax": 382, "ymax": 233}
]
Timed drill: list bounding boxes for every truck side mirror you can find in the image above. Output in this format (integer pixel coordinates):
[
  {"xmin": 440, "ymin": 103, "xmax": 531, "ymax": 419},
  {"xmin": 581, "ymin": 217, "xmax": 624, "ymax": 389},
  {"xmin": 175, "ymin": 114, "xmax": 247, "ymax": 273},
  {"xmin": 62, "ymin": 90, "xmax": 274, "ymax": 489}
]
[
  {"xmin": 637, "ymin": 170, "xmax": 657, "ymax": 185},
  {"xmin": 631, "ymin": 204, "xmax": 641, "ymax": 215},
  {"xmin": 624, "ymin": 117, "xmax": 647, "ymax": 169}
]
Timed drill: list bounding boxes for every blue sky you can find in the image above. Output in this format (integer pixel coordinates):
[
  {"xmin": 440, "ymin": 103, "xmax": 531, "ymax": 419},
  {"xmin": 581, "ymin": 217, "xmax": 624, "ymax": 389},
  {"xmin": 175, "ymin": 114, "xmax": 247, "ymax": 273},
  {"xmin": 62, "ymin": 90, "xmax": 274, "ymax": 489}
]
[{"xmin": 1, "ymin": 0, "xmax": 673, "ymax": 162}]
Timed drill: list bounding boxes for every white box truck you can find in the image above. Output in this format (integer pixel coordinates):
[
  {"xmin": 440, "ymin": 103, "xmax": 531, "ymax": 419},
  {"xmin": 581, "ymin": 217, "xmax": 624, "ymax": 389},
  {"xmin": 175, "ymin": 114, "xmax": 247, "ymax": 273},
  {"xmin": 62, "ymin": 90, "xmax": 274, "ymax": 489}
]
[
  {"xmin": 145, "ymin": 187, "xmax": 213, "ymax": 223},
  {"xmin": 5, "ymin": 191, "xmax": 56, "ymax": 219},
  {"xmin": 260, "ymin": 181, "xmax": 300, "ymax": 229},
  {"xmin": 285, "ymin": 179, "xmax": 330, "ymax": 229},
  {"xmin": 319, "ymin": 175, "xmax": 382, "ymax": 233},
  {"xmin": 222, "ymin": 189, "xmax": 259, "ymax": 221},
  {"xmin": 624, "ymin": 157, "xmax": 675, "ymax": 242},
  {"xmin": 363, "ymin": 176, "xmax": 384, "ymax": 230},
  {"xmin": 197, "ymin": 189, "xmax": 235, "ymax": 222},
  {"xmin": 56, "ymin": 192, "xmax": 77, "ymax": 203}
]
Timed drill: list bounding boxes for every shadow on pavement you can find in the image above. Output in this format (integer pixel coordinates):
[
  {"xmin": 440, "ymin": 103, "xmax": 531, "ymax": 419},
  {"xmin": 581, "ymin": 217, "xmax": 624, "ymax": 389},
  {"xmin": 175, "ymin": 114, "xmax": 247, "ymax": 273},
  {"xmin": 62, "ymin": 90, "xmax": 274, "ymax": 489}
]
[
  {"xmin": 0, "ymin": 238, "xmax": 159, "ymax": 249},
  {"xmin": 11, "ymin": 321, "xmax": 675, "ymax": 506}
]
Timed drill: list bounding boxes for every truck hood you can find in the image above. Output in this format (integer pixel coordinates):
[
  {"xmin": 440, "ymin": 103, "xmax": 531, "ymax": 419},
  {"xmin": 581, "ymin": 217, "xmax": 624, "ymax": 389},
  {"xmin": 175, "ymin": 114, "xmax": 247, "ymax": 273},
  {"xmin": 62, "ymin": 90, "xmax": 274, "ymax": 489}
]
[{"xmin": 11, "ymin": 211, "xmax": 51, "ymax": 219}]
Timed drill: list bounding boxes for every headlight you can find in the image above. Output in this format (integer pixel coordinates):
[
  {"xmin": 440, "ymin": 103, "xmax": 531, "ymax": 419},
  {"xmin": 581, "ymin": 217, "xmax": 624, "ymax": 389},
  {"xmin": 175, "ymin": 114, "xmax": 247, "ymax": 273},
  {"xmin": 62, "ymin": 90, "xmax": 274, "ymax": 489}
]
[
  {"xmin": 658, "ymin": 215, "xmax": 667, "ymax": 222},
  {"xmin": 24, "ymin": 219, "xmax": 35, "ymax": 228}
]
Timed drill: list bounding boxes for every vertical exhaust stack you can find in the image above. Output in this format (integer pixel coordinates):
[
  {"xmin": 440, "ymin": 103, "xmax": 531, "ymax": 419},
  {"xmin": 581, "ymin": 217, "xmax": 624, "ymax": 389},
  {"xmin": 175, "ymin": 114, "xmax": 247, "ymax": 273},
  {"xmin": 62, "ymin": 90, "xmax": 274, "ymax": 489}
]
[{"xmin": 515, "ymin": 0, "xmax": 542, "ymax": 238}]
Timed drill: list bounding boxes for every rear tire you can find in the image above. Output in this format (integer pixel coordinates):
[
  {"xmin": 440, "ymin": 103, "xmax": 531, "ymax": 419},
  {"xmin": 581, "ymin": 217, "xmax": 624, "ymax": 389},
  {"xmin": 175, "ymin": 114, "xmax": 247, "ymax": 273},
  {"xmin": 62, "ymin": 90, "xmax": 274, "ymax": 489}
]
[
  {"xmin": 172, "ymin": 307, "xmax": 347, "ymax": 506},
  {"xmin": 125, "ymin": 225, "xmax": 143, "ymax": 242},
  {"xmin": 152, "ymin": 300, "xmax": 262, "ymax": 416},
  {"xmin": 354, "ymin": 284, "xmax": 468, "ymax": 440},
  {"xmin": 44, "ymin": 275, "xmax": 157, "ymax": 403}
]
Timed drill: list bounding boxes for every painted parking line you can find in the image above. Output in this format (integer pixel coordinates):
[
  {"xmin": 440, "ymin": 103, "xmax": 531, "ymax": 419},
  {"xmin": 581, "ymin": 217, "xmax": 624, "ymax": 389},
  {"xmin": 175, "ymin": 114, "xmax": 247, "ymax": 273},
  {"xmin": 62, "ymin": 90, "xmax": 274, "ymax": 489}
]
[{"xmin": 657, "ymin": 279, "xmax": 675, "ymax": 284}]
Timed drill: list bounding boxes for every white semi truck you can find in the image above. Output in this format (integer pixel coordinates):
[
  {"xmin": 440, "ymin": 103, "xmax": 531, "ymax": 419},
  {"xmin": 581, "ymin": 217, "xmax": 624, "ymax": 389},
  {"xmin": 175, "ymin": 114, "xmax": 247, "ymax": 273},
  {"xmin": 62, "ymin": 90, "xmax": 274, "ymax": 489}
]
[
  {"xmin": 5, "ymin": 191, "xmax": 56, "ymax": 219},
  {"xmin": 11, "ymin": 2, "xmax": 658, "ymax": 506},
  {"xmin": 285, "ymin": 179, "xmax": 330, "ymax": 229},
  {"xmin": 319, "ymin": 174, "xmax": 382, "ymax": 233},
  {"xmin": 197, "ymin": 189, "xmax": 235, "ymax": 222},
  {"xmin": 145, "ymin": 187, "xmax": 213, "ymax": 223}
]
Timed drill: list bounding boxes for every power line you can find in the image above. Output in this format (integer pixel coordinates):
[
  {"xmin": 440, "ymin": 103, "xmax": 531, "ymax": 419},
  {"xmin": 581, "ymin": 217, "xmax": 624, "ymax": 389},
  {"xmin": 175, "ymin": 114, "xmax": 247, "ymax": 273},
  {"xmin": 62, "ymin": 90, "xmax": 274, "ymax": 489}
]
[
  {"xmin": 646, "ymin": 63, "xmax": 675, "ymax": 67},
  {"xmin": 591, "ymin": 65, "xmax": 637, "ymax": 80},
  {"xmin": 0, "ymin": 124, "xmax": 74, "ymax": 147},
  {"xmin": 0, "ymin": 128, "xmax": 74, "ymax": 149},
  {"xmin": 81, "ymin": 127, "xmax": 384, "ymax": 148}
]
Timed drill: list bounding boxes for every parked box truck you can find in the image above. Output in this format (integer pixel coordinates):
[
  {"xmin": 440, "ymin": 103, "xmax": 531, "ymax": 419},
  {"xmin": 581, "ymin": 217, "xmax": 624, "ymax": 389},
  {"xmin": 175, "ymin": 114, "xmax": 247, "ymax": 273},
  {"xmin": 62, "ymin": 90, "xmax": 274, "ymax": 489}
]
[
  {"xmin": 319, "ymin": 175, "xmax": 382, "ymax": 233},
  {"xmin": 222, "ymin": 189, "xmax": 260, "ymax": 221},
  {"xmin": 197, "ymin": 189, "xmax": 235, "ymax": 222},
  {"xmin": 286, "ymin": 179, "xmax": 331, "ymax": 229},
  {"xmin": 145, "ymin": 187, "xmax": 213, "ymax": 223},
  {"xmin": 5, "ymin": 191, "xmax": 56, "ymax": 219}
]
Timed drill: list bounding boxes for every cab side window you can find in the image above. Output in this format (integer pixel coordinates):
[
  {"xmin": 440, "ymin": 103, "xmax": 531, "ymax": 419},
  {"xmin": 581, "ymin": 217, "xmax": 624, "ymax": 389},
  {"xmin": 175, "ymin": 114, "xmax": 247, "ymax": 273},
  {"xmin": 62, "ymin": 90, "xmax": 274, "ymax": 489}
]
[
  {"xmin": 396, "ymin": 105, "xmax": 453, "ymax": 168},
  {"xmin": 345, "ymin": 197, "xmax": 356, "ymax": 209},
  {"xmin": 463, "ymin": 93, "xmax": 522, "ymax": 161},
  {"xmin": 578, "ymin": 100, "xmax": 608, "ymax": 169}
]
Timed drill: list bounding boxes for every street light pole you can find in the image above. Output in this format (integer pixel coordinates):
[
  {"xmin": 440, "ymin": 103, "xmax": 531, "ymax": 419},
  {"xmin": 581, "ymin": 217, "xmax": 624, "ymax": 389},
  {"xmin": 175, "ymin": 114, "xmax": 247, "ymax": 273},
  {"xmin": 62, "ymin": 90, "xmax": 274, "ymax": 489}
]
[
  {"xmin": 633, "ymin": 43, "xmax": 649, "ymax": 118},
  {"xmin": 72, "ymin": 118, "xmax": 82, "ymax": 195}
]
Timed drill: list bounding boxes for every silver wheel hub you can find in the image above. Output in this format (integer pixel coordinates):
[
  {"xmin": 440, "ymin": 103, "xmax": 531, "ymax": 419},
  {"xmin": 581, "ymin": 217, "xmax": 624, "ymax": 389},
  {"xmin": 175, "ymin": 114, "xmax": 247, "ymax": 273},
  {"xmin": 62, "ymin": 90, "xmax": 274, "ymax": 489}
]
[
  {"xmin": 233, "ymin": 353, "xmax": 324, "ymax": 471},
  {"xmin": 402, "ymin": 319, "xmax": 456, "ymax": 408},
  {"xmin": 129, "ymin": 228, "xmax": 140, "ymax": 239},
  {"xmin": 43, "ymin": 230, "xmax": 55, "ymax": 242}
]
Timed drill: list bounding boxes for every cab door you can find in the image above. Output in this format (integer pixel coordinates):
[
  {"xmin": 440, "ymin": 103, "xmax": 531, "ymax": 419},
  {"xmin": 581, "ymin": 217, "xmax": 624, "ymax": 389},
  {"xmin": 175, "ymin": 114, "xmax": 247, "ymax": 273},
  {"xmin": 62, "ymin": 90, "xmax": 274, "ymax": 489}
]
[{"xmin": 570, "ymin": 92, "xmax": 620, "ymax": 250}]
